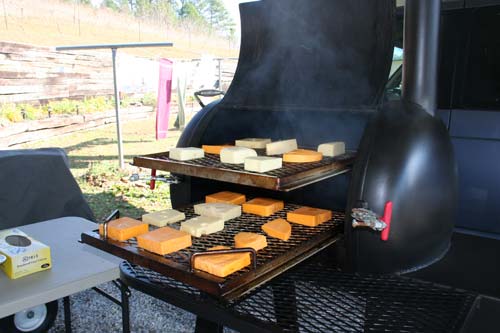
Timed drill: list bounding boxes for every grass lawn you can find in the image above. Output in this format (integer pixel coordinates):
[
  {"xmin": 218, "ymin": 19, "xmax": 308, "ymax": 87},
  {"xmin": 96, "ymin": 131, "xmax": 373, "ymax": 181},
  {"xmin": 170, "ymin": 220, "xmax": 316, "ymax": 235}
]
[{"xmin": 21, "ymin": 115, "xmax": 189, "ymax": 221}]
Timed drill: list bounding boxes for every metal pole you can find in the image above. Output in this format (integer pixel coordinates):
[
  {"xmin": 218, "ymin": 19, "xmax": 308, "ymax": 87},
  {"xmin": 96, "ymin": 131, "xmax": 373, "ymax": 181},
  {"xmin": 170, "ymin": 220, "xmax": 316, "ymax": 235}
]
[
  {"xmin": 111, "ymin": 48, "xmax": 124, "ymax": 169},
  {"xmin": 218, "ymin": 59, "xmax": 222, "ymax": 90}
]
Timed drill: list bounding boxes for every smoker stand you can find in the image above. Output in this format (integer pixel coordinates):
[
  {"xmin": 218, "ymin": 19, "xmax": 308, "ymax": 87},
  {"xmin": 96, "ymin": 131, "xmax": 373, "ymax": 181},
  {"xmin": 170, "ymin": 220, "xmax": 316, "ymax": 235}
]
[{"xmin": 119, "ymin": 231, "xmax": 499, "ymax": 333}]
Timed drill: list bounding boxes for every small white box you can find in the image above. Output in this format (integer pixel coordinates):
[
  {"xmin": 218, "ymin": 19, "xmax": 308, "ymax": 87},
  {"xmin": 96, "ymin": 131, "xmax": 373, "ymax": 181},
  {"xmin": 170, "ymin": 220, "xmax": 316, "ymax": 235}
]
[
  {"xmin": 244, "ymin": 156, "xmax": 282, "ymax": 173},
  {"xmin": 180, "ymin": 216, "xmax": 225, "ymax": 237},
  {"xmin": 169, "ymin": 147, "xmax": 204, "ymax": 161},
  {"xmin": 266, "ymin": 139, "xmax": 298, "ymax": 155},
  {"xmin": 142, "ymin": 209, "xmax": 186, "ymax": 227},
  {"xmin": 220, "ymin": 147, "xmax": 257, "ymax": 164}
]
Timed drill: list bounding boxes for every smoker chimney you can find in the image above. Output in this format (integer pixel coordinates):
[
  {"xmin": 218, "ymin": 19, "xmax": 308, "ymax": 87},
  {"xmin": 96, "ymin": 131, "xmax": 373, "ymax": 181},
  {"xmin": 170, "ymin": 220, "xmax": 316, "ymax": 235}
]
[{"xmin": 402, "ymin": 0, "xmax": 441, "ymax": 116}]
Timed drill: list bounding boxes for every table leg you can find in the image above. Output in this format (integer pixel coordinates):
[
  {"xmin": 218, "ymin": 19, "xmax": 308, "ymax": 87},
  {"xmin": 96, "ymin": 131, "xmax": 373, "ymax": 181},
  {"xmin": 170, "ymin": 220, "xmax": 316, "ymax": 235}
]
[
  {"xmin": 119, "ymin": 281, "xmax": 131, "ymax": 333},
  {"xmin": 63, "ymin": 296, "xmax": 72, "ymax": 333}
]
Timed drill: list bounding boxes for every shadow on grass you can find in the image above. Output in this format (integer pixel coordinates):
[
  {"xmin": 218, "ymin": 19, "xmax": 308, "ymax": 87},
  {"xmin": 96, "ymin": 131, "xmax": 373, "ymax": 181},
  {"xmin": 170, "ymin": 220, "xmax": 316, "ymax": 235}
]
[
  {"xmin": 69, "ymin": 154, "xmax": 142, "ymax": 169},
  {"xmin": 64, "ymin": 138, "xmax": 150, "ymax": 154},
  {"xmin": 84, "ymin": 191, "xmax": 148, "ymax": 222}
]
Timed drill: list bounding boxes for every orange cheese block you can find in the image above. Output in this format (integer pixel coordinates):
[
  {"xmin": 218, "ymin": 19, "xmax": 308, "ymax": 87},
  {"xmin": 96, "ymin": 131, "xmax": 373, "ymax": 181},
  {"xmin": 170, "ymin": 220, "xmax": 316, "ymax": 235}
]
[
  {"xmin": 234, "ymin": 232, "xmax": 268, "ymax": 251},
  {"xmin": 261, "ymin": 218, "xmax": 292, "ymax": 241},
  {"xmin": 193, "ymin": 246, "xmax": 251, "ymax": 278},
  {"xmin": 206, "ymin": 191, "xmax": 246, "ymax": 205},
  {"xmin": 283, "ymin": 149, "xmax": 323, "ymax": 163},
  {"xmin": 202, "ymin": 145, "xmax": 233, "ymax": 155},
  {"xmin": 242, "ymin": 198, "xmax": 284, "ymax": 217},
  {"xmin": 137, "ymin": 227, "xmax": 192, "ymax": 255},
  {"xmin": 98, "ymin": 217, "xmax": 148, "ymax": 242},
  {"xmin": 287, "ymin": 207, "xmax": 332, "ymax": 227}
]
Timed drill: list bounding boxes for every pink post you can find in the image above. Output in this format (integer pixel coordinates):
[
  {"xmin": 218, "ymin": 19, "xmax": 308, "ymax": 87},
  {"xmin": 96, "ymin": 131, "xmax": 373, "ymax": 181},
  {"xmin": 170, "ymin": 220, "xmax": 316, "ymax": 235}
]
[{"xmin": 156, "ymin": 58, "xmax": 173, "ymax": 140}]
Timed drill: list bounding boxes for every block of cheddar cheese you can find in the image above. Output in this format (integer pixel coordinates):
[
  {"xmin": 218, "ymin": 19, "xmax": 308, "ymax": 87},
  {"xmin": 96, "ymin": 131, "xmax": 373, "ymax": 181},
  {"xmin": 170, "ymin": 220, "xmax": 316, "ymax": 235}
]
[
  {"xmin": 194, "ymin": 203, "xmax": 241, "ymax": 221},
  {"xmin": 318, "ymin": 141, "xmax": 345, "ymax": 157},
  {"xmin": 266, "ymin": 139, "xmax": 298, "ymax": 156},
  {"xmin": 202, "ymin": 145, "xmax": 233, "ymax": 155},
  {"xmin": 137, "ymin": 227, "xmax": 192, "ymax": 255},
  {"xmin": 98, "ymin": 217, "xmax": 148, "ymax": 242},
  {"xmin": 242, "ymin": 198, "xmax": 284, "ymax": 217},
  {"xmin": 169, "ymin": 147, "xmax": 204, "ymax": 161},
  {"xmin": 193, "ymin": 246, "xmax": 251, "ymax": 278},
  {"xmin": 142, "ymin": 209, "xmax": 185, "ymax": 227},
  {"xmin": 244, "ymin": 156, "xmax": 282, "ymax": 173},
  {"xmin": 235, "ymin": 138, "xmax": 272, "ymax": 149},
  {"xmin": 180, "ymin": 216, "xmax": 224, "ymax": 237},
  {"xmin": 261, "ymin": 218, "xmax": 292, "ymax": 241},
  {"xmin": 283, "ymin": 149, "xmax": 323, "ymax": 163},
  {"xmin": 206, "ymin": 191, "xmax": 246, "ymax": 205},
  {"xmin": 287, "ymin": 207, "xmax": 332, "ymax": 227},
  {"xmin": 234, "ymin": 232, "xmax": 267, "ymax": 251},
  {"xmin": 220, "ymin": 147, "xmax": 257, "ymax": 164}
]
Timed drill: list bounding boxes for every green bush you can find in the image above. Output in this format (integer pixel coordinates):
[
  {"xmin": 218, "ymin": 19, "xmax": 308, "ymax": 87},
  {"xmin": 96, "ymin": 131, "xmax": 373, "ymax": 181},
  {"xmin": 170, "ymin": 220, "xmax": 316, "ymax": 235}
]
[
  {"xmin": 141, "ymin": 92, "xmax": 157, "ymax": 106},
  {"xmin": 0, "ymin": 104, "xmax": 23, "ymax": 122}
]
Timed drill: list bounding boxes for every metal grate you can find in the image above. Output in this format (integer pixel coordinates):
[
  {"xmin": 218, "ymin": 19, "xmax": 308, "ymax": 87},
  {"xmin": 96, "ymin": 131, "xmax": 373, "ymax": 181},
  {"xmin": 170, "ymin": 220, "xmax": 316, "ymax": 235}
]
[
  {"xmin": 121, "ymin": 260, "xmax": 475, "ymax": 333},
  {"xmin": 82, "ymin": 204, "xmax": 344, "ymax": 299},
  {"xmin": 132, "ymin": 151, "xmax": 355, "ymax": 191}
]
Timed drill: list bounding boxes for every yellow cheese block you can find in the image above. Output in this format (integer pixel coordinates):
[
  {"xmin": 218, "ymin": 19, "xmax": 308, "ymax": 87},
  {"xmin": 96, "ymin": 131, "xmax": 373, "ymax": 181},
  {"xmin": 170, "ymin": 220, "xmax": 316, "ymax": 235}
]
[
  {"xmin": 234, "ymin": 232, "xmax": 268, "ymax": 251},
  {"xmin": 287, "ymin": 207, "xmax": 332, "ymax": 227},
  {"xmin": 261, "ymin": 218, "xmax": 292, "ymax": 241},
  {"xmin": 205, "ymin": 191, "xmax": 246, "ymax": 205},
  {"xmin": 193, "ymin": 245, "xmax": 251, "ymax": 278},
  {"xmin": 242, "ymin": 198, "xmax": 284, "ymax": 217},
  {"xmin": 137, "ymin": 227, "xmax": 192, "ymax": 255},
  {"xmin": 283, "ymin": 149, "xmax": 323, "ymax": 163},
  {"xmin": 98, "ymin": 217, "xmax": 149, "ymax": 242},
  {"xmin": 202, "ymin": 145, "xmax": 233, "ymax": 155}
]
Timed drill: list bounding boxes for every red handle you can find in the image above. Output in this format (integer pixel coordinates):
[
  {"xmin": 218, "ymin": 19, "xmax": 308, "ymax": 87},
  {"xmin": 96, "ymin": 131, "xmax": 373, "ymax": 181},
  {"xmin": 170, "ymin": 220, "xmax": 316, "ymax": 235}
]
[
  {"xmin": 380, "ymin": 201, "xmax": 393, "ymax": 241},
  {"xmin": 150, "ymin": 169, "xmax": 157, "ymax": 190}
]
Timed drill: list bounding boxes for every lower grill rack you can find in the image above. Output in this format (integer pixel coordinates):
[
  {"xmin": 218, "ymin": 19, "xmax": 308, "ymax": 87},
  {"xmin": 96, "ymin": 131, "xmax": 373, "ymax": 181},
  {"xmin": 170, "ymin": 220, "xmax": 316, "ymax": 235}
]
[{"xmin": 81, "ymin": 203, "xmax": 344, "ymax": 300}]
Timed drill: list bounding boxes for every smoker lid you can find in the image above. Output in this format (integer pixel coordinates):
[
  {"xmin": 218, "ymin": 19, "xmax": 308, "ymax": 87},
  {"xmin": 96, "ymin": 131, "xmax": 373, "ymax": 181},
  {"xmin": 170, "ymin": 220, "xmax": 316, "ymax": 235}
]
[{"xmin": 221, "ymin": 0, "xmax": 395, "ymax": 111}]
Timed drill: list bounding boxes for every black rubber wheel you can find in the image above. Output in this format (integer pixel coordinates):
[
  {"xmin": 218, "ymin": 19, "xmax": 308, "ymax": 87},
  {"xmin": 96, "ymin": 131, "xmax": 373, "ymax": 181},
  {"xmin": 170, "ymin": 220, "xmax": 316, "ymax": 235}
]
[{"xmin": 0, "ymin": 301, "xmax": 58, "ymax": 333}]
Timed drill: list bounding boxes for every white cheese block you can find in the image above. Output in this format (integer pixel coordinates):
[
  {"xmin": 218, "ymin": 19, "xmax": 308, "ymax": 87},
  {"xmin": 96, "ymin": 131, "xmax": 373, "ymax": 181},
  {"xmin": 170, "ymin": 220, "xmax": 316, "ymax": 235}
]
[
  {"xmin": 317, "ymin": 142, "xmax": 345, "ymax": 157},
  {"xmin": 142, "ymin": 209, "xmax": 186, "ymax": 227},
  {"xmin": 235, "ymin": 138, "xmax": 272, "ymax": 149},
  {"xmin": 266, "ymin": 139, "xmax": 298, "ymax": 156},
  {"xmin": 220, "ymin": 147, "xmax": 257, "ymax": 164},
  {"xmin": 244, "ymin": 156, "xmax": 282, "ymax": 173},
  {"xmin": 180, "ymin": 216, "xmax": 225, "ymax": 237},
  {"xmin": 193, "ymin": 203, "xmax": 241, "ymax": 221},
  {"xmin": 169, "ymin": 147, "xmax": 204, "ymax": 161}
]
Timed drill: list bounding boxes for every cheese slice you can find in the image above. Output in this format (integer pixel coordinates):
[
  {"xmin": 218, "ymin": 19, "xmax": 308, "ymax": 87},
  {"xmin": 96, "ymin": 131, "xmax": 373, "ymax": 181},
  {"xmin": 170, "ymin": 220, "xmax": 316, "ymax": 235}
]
[
  {"xmin": 235, "ymin": 138, "xmax": 272, "ymax": 149},
  {"xmin": 234, "ymin": 232, "xmax": 267, "ymax": 251},
  {"xmin": 206, "ymin": 191, "xmax": 246, "ymax": 205},
  {"xmin": 202, "ymin": 145, "xmax": 233, "ymax": 155},
  {"xmin": 169, "ymin": 147, "xmax": 204, "ymax": 161},
  {"xmin": 287, "ymin": 207, "xmax": 332, "ymax": 227},
  {"xmin": 142, "ymin": 209, "xmax": 186, "ymax": 227},
  {"xmin": 244, "ymin": 156, "xmax": 282, "ymax": 173},
  {"xmin": 99, "ymin": 217, "xmax": 148, "ymax": 242},
  {"xmin": 261, "ymin": 218, "xmax": 292, "ymax": 241},
  {"xmin": 266, "ymin": 139, "xmax": 298, "ymax": 156},
  {"xmin": 180, "ymin": 216, "xmax": 225, "ymax": 237},
  {"xmin": 194, "ymin": 203, "xmax": 241, "ymax": 221},
  {"xmin": 242, "ymin": 198, "xmax": 284, "ymax": 217},
  {"xmin": 193, "ymin": 246, "xmax": 251, "ymax": 278},
  {"xmin": 283, "ymin": 149, "xmax": 323, "ymax": 163},
  {"xmin": 137, "ymin": 227, "xmax": 192, "ymax": 255},
  {"xmin": 220, "ymin": 147, "xmax": 257, "ymax": 164},
  {"xmin": 318, "ymin": 142, "xmax": 345, "ymax": 157}
]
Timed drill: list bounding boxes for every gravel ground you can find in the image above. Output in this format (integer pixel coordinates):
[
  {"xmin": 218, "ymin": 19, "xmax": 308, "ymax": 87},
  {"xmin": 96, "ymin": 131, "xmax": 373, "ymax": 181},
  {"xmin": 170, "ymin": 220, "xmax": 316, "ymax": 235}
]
[{"xmin": 48, "ymin": 282, "xmax": 196, "ymax": 333}]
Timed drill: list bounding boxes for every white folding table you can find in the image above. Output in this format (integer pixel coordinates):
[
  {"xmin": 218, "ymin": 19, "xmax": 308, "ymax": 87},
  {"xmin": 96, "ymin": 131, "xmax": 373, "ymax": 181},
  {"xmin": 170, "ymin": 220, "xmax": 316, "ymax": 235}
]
[{"xmin": 0, "ymin": 217, "xmax": 129, "ymax": 332}]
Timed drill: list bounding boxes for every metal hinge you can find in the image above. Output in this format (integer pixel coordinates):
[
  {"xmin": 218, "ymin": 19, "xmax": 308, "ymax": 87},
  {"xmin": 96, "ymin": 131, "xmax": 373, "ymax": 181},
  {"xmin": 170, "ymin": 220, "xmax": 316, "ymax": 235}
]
[{"xmin": 129, "ymin": 173, "xmax": 183, "ymax": 185}]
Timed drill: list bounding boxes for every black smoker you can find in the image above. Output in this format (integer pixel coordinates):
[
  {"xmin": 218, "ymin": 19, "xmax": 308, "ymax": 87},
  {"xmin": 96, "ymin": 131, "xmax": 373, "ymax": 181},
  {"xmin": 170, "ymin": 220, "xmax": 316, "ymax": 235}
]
[{"xmin": 171, "ymin": 0, "xmax": 456, "ymax": 274}]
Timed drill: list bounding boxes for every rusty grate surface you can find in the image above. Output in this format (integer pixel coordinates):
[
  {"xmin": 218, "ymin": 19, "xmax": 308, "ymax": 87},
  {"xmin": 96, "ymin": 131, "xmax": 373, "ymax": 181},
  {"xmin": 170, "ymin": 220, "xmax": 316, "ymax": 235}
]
[
  {"xmin": 82, "ymin": 204, "xmax": 344, "ymax": 299},
  {"xmin": 120, "ymin": 260, "xmax": 475, "ymax": 332},
  {"xmin": 132, "ymin": 151, "xmax": 355, "ymax": 191}
]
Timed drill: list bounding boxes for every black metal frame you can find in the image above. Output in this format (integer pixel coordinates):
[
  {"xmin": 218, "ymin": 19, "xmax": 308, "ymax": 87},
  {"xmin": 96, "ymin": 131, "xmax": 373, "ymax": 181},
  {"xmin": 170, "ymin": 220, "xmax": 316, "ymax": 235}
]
[{"xmin": 62, "ymin": 279, "xmax": 131, "ymax": 333}]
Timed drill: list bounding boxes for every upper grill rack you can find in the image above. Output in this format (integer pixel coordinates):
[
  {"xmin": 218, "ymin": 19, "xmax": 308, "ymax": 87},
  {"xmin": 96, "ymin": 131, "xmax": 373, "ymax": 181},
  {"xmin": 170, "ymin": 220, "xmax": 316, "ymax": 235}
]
[
  {"xmin": 132, "ymin": 151, "xmax": 356, "ymax": 191},
  {"xmin": 81, "ymin": 203, "xmax": 343, "ymax": 300}
]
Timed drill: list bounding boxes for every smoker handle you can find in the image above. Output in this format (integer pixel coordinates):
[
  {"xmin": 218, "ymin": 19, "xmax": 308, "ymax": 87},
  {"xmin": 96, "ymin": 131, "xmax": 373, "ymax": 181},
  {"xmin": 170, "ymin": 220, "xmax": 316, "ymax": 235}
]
[
  {"xmin": 351, "ymin": 201, "xmax": 393, "ymax": 241},
  {"xmin": 194, "ymin": 89, "xmax": 225, "ymax": 108},
  {"xmin": 101, "ymin": 209, "xmax": 120, "ymax": 240},
  {"xmin": 190, "ymin": 248, "xmax": 257, "ymax": 272}
]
